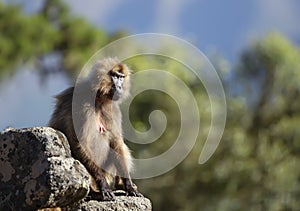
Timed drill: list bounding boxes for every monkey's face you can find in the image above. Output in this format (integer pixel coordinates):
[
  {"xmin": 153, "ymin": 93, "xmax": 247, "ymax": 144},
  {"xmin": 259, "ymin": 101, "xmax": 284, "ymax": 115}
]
[
  {"xmin": 91, "ymin": 59, "xmax": 130, "ymax": 103},
  {"xmin": 106, "ymin": 63, "xmax": 130, "ymax": 101},
  {"xmin": 109, "ymin": 70, "xmax": 125, "ymax": 101},
  {"xmin": 98, "ymin": 63, "xmax": 130, "ymax": 101}
]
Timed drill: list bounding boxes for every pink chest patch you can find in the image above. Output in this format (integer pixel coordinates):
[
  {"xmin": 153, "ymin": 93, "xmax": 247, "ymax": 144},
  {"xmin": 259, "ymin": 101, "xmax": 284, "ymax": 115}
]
[{"xmin": 99, "ymin": 119, "xmax": 107, "ymax": 133}]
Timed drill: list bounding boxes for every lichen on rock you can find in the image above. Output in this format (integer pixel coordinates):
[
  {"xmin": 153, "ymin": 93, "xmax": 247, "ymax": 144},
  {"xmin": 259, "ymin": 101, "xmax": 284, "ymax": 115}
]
[{"xmin": 0, "ymin": 127, "xmax": 90, "ymax": 210}]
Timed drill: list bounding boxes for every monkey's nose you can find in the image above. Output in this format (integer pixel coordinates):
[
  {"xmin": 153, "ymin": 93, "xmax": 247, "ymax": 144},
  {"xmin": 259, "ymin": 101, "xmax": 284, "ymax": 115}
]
[
  {"xmin": 116, "ymin": 85, "xmax": 122, "ymax": 92},
  {"xmin": 111, "ymin": 84, "xmax": 123, "ymax": 96},
  {"xmin": 115, "ymin": 80, "xmax": 123, "ymax": 88},
  {"xmin": 112, "ymin": 84, "xmax": 122, "ymax": 92}
]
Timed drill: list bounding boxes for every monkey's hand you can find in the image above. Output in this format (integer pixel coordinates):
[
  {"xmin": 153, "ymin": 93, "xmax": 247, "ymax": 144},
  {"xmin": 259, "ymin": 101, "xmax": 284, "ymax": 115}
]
[
  {"xmin": 126, "ymin": 187, "xmax": 143, "ymax": 197},
  {"xmin": 100, "ymin": 188, "xmax": 116, "ymax": 201},
  {"xmin": 125, "ymin": 183, "xmax": 143, "ymax": 197},
  {"xmin": 88, "ymin": 188, "xmax": 116, "ymax": 201}
]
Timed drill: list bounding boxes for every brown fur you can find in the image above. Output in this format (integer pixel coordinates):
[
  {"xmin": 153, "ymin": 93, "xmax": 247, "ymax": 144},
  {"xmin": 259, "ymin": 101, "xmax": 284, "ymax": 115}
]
[{"xmin": 48, "ymin": 58, "xmax": 141, "ymax": 200}]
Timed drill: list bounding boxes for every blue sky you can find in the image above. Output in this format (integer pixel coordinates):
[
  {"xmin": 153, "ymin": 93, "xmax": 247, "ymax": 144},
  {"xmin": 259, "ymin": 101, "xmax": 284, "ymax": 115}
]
[
  {"xmin": 63, "ymin": 0, "xmax": 300, "ymax": 61},
  {"xmin": 0, "ymin": 0, "xmax": 300, "ymax": 130},
  {"xmin": 6, "ymin": 0, "xmax": 300, "ymax": 60}
]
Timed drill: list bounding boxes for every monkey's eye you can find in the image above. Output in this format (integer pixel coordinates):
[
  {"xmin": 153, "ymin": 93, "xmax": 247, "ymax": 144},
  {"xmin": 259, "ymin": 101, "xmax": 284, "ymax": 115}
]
[{"xmin": 110, "ymin": 71, "xmax": 125, "ymax": 79}]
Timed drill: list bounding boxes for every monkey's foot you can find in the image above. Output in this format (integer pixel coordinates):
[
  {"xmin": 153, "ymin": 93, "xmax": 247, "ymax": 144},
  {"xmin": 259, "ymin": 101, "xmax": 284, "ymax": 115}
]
[{"xmin": 89, "ymin": 189, "xmax": 116, "ymax": 201}]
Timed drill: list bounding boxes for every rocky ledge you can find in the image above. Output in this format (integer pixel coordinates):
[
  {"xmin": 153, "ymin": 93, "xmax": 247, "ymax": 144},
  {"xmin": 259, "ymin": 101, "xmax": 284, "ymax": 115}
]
[{"xmin": 0, "ymin": 127, "xmax": 151, "ymax": 211}]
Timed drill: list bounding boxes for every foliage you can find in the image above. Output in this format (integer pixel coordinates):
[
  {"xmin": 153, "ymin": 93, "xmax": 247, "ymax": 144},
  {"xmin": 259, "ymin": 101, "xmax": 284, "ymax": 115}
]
[
  {"xmin": 0, "ymin": 3, "xmax": 58, "ymax": 78},
  {"xmin": 0, "ymin": 0, "xmax": 126, "ymax": 80},
  {"xmin": 132, "ymin": 33, "xmax": 300, "ymax": 211}
]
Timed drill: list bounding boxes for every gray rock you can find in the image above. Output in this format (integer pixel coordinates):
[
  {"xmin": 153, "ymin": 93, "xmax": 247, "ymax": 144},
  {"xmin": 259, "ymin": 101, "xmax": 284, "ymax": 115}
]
[
  {"xmin": 0, "ymin": 127, "xmax": 152, "ymax": 211},
  {"xmin": 64, "ymin": 195, "xmax": 152, "ymax": 211},
  {"xmin": 0, "ymin": 127, "xmax": 90, "ymax": 210}
]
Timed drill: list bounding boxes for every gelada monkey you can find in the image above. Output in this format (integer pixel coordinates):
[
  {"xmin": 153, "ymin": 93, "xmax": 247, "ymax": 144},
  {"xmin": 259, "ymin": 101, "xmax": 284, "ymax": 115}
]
[{"xmin": 49, "ymin": 58, "xmax": 142, "ymax": 200}]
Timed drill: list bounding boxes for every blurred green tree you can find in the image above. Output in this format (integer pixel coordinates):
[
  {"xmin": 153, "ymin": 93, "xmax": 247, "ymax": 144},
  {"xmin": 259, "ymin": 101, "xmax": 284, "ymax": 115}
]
[
  {"xmin": 131, "ymin": 33, "xmax": 300, "ymax": 211},
  {"xmin": 0, "ymin": 2, "xmax": 58, "ymax": 78},
  {"xmin": 0, "ymin": 0, "xmax": 126, "ymax": 80}
]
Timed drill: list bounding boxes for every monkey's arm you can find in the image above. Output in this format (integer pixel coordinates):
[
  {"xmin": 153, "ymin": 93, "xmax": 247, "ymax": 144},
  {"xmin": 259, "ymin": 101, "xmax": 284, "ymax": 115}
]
[
  {"xmin": 72, "ymin": 140, "xmax": 116, "ymax": 201},
  {"xmin": 110, "ymin": 140, "xmax": 143, "ymax": 197}
]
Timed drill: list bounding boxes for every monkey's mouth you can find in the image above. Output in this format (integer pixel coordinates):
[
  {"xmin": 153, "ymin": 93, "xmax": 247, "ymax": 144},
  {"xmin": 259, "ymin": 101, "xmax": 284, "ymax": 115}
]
[{"xmin": 110, "ymin": 85, "xmax": 123, "ymax": 100}]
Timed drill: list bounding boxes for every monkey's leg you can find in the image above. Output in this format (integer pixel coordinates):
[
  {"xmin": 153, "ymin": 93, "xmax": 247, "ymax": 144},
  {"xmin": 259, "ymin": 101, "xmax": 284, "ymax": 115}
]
[
  {"xmin": 77, "ymin": 149, "xmax": 116, "ymax": 201},
  {"xmin": 89, "ymin": 169, "xmax": 116, "ymax": 201},
  {"xmin": 121, "ymin": 176, "xmax": 143, "ymax": 197},
  {"xmin": 112, "ymin": 152, "xmax": 143, "ymax": 197}
]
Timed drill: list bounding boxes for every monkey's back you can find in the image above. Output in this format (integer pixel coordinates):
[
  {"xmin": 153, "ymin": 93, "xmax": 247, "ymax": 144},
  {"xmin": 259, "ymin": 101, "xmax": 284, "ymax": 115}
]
[
  {"xmin": 48, "ymin": 87, "xmax": 83, "ymax": 158},
  {"xmin": 49, "ymin": 87, "xmax": 73, "ymax": 132}
]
